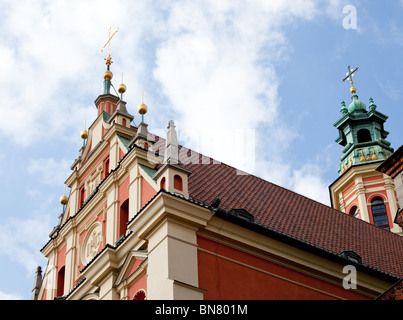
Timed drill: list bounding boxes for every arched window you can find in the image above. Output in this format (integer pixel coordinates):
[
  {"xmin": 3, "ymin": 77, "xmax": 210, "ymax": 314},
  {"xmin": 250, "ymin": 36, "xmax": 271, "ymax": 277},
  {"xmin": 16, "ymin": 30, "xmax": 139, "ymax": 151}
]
[
  {"xmin": 160, "ymin": 177, "xmax": 166, "ymax": 190},
  {"xmin": 56, "ymin": 266, "xmax": 65, "ymax": 297},
  {"xmin": 357, "ymin": 129, "xmax": 372, "ymax": 143},
  {"xmin": 103, "ymin": 157, "xmax": 110, "ymax": 180},
  {"xmin": 118, "ymin": 199, "xmax": 129, "ymax": 238},
  {"xmin": 79, "ymin": 186, "xmax": 86, "ymax": 209},
  {"xmin": 371, "ymin": 197, "xmax": 389, "ymax": 230},
  {"xmin": 174, "ymin": 175, "xmax": 183, "ymax": 191},
  {"xmin": 122, "ymin": 118, "xmax": 127, "ymax": 127},
  {"xmin": 349, "ymin": 206, "xmax": 360, "ymax": 219},
  {"xmin": 133, "ymin": 290, "xmax": 146, "ymax": 300}
]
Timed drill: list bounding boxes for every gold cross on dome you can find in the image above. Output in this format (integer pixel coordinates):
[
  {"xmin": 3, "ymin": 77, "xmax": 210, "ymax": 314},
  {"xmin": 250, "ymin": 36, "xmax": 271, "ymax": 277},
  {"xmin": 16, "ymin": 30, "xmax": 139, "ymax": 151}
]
[{"xmin": 100, "ymin": 27, "xmax": 119, "ymax": 65}]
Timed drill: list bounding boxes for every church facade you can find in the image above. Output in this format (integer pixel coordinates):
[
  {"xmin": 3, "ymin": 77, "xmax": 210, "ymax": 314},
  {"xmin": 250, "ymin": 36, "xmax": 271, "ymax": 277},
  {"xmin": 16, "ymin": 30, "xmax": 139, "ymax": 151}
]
[{"xmin": 32, "ymin": 53, "xmax": 403, "ymax": 300}]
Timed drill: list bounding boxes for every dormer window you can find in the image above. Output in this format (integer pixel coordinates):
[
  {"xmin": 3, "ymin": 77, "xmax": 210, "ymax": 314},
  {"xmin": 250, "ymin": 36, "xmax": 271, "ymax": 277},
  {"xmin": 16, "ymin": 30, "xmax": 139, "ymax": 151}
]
[{"xmin": 340, "ymin": 250, "xmax": 362, "ymax": 264}]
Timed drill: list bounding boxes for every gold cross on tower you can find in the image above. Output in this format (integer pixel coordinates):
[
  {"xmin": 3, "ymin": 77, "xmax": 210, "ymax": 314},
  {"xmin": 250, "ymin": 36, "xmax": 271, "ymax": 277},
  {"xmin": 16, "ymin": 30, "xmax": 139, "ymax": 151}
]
[{"xmin": 101, "ymin": 27, "xmax": 119, "ymax": 65}]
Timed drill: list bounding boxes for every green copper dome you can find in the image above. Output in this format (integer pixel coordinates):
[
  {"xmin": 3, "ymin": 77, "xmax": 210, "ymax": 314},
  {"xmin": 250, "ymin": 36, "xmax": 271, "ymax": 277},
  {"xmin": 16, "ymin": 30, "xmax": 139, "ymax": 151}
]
[{"xmin": 348, "ymin": 94, "xmax": 367, "ymax": 114}]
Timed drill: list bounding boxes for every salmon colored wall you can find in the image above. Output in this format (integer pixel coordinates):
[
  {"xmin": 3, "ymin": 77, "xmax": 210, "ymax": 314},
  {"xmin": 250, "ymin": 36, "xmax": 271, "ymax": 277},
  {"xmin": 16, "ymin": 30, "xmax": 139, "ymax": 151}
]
[
  {"xmin": 128, "ymin": 259, "xmax": 144, "ymax": 277},
  {"xmin": 366, "ymin": 191, "xmax": 387, "ymax": 203},
  {"xmin": 57, "ymin": 245, "xmax": 66, "ymax": 272},
  {"xmin": 141, "ymin": 177, "xmax": 157, "ymax": 209},
  {"xmin": 128, "ymin": 272, "xmax": 147, "ymax": 300},
  {"xmin": 118, "ymin": 177, "xmax": 130, "ymax": 238},
  {"xmin": 366, "ymin": 183, "xmax": 386, "ymax": 189},
  {"xmin": 119, "ymin": 176, "xmax": 130, "ymax": 203},
  {"xmin": 197, "ymin": 236, "xmax": 370, "ymax": 300},
  {"xmin": 344, "ymin": 191, "xmax": 356, "ymax": 204},
  {"xmin": 41, "ymin": 286, "xmax": 47, "ymax": 300},
  {"xmin": 363, "ymin": 175, "xmax": 384, "ymax": 182},
  {"xmin": 80, "ymin": 148, "xmax": 110, "ymax": 185},
  {"xmin": 97, "ymin": 102, "xmax": 104, "ymax": 116},
  {"xmin": 77, "ymin": 202, "xmax": 107, "ymax": 272},
  {"xmin": 97, "ymin": 100, "xmax": 116, "ymax": 116},
  {"xmin": 102, "ymin": 126, "xmax": 107, "ymax": 137},
  {"xmin": 342, "ymin": 182, "xmax": 356, "ymax": 198}
]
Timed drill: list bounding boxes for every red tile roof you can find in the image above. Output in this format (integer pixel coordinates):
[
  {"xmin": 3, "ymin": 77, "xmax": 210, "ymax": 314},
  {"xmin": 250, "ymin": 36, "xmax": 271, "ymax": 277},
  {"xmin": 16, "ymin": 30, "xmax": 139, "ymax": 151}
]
[{"xmin": 149, "ymin": 136, "xmax": 403, "ymax": 279}]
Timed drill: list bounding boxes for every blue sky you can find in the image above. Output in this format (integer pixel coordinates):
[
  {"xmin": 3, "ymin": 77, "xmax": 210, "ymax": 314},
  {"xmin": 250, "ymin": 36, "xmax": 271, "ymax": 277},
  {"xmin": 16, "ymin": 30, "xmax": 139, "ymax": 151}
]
[{"xmin": 0, "ymin": 0, "xmax": 402, "ymax": 300}]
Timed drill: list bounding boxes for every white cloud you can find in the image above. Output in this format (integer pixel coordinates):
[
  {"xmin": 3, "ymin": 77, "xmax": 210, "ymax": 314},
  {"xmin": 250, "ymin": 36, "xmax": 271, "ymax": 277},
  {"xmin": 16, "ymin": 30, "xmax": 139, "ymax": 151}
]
[
  {"xmin": 0, "ymin": 291, "xmax": 23, "ymax": 300},
  {"xmin": 150, "ymin": 0, "xmax": 340, "ymax": 205},
  {"xmin": 325, "ymin": 0, "xmax": 351, "ymax": 20},
  {"xmin": 0, "ymin": 214, "xmax": 52, "ymax": 276},
  {"xmin": 0, "ymin": 0, "xmax": 147, "ymax": 146},
  {"xmin": 0, "ymin": 0, "xmax": 338, "ymax": 205},
  {"xmin": 292, "ymin": 164, "xmax": 331, "ymax": 205},
  {"xmin": 152, "ymin": 1, "xmax": 314, "ymax": 171},
  {"xmin": 27, "ymin": 158, "xmax": 71, "ymax": 186}
]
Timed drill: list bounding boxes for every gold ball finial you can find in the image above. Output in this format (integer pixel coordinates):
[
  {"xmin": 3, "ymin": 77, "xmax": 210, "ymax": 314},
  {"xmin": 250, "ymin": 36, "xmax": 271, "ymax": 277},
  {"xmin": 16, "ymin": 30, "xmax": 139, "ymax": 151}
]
[
  {"xmin": 118, "ymin": 83, "xmax": 126, "ymax": 94},
  {"xmin": 80, "ymin": 129, "xmax": 88, "ymax": 139},
  {"xmin": 81, "ymin": 120, "xmax": 88, "ymax": 139},
  {"xmin": 138, "ymin": 91, "xmax": 148, "ymax": 115},
  {"xmin": 118, "ymin": 73, "xmax": 126, "ymax": 94},
  {"xmin": 103, "ymin": 70, "xmax": 113, "ymax": 81},
  {"xmin": 350, "ymin": 86, "xmax": 357, "ymax": 94},
  {"xmin": 60, "ymin": 195, "xmax": 68, "ymax": 205},
  {"xmin": 60, "ymin": 185, "xmax": 68, "ymax": 205},
  {"xmin": 138, "ymin": 103, "xmax": 148, "ymax": 115}
]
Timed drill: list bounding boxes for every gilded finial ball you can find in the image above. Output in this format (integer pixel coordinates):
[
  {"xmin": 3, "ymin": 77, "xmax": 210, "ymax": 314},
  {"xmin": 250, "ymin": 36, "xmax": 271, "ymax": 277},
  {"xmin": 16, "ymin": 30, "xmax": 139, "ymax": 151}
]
[
  {"xmin": 118, "ymin": 83, "xmax": 126, "ymax": 94},
  {"xmin": 80, "ymin": 129, "xmax": 88, "ymax": 139},
  {"xmin": 350, "ymin": 86, "xmax": 357, "ymax": 94},
  {"xmin": 138, "ymin": 102, "xmax": 148, "ymax": 115},
  {"xmin": 103, "ymin": 70, "xmax": 113, "ymax": 81},
  {"xmin": 60, "ymin": 195, "xmax": 68, "ymax": 205}
]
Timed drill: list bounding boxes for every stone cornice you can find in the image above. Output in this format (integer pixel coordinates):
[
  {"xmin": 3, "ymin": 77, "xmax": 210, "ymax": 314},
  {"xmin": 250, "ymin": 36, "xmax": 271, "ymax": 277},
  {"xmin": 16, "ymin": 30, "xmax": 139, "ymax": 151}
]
[{"xmin": 127, "ymin": 191, "xmax": 214, "ymax": 242}]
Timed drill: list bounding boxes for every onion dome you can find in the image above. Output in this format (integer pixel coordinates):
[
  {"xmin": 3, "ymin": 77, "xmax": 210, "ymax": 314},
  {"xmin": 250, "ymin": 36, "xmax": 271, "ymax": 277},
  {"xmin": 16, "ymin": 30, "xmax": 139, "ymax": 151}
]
[{"xmin": 348, "ymin": 94, "xmax": 366, "ymax": 114}]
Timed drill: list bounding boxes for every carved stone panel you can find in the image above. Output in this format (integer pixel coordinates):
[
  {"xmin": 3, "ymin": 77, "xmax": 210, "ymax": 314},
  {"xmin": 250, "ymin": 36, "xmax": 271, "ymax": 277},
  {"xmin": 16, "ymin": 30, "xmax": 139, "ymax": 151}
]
[{"xmin": 81, "ymin": 222, "xmax": 102, "ymax": 265}]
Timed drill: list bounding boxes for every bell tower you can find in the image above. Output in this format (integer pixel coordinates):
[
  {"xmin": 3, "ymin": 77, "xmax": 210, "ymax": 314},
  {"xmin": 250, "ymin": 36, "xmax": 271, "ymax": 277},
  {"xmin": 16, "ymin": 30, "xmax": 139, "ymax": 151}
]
[{"xmin": 329, "ymin": 66, "xmax": 401, "ymax": 233}]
